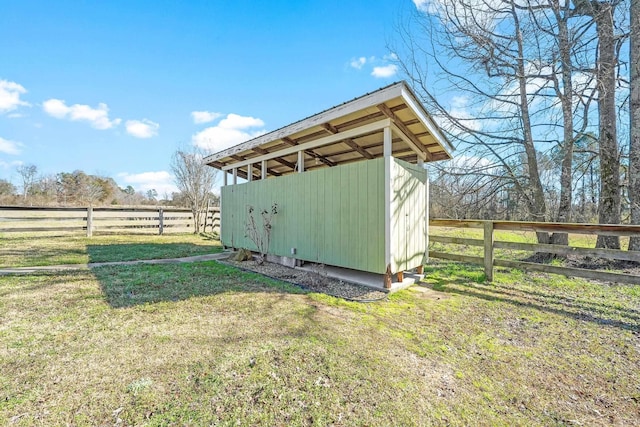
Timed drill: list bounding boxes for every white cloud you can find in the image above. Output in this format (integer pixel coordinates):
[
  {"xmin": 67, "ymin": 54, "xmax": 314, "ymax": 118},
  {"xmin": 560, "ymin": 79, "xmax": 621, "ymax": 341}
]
[
  {"xmin": 117, "ymin": 171, "xmax": 178, "ymax": 194},
  {"xmin": 371, "ymin": 64, "xmax": 398, "ymax": 78},
  {"xmin": 350, "ymin": 57, "xmax": 367, "ymax": 69},
  {"xmin": 448, "ymin": 96, "xmax": 482, "ymax": 131},
  {"xmin": 125, "ymin": 119, "xmax": 159, "ymax": 139},
  {"xmin": 0, "ymin": 80, "xmax": 30, "ymax": 114},
  {"xmin": 192, "ymin": 113, "xmax": 266, "ymax": 153},
  {"xmin": 413, "ymin": 0, "xmax": 439, "ymax": 13},
  {"xmin": 191, "ymin": 110, "xmax": 222, "ymax": 124},
  {"xmin": 42, "ymin": 98, "xmax": 121, "ymax": 129},
  {"xmin": 0, "ymin": 159, "xmax": 23, "ymax": 170},
  {"xmin": 0, "ymin": 137, "xmax": 22, "ymax": 155}
]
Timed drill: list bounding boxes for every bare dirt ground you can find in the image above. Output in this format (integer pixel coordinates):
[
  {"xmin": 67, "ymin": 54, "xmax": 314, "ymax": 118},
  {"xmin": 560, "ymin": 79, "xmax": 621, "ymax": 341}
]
[{"xmin": 221, "ymin": 256, "xmax": 388, "ymax": 301}]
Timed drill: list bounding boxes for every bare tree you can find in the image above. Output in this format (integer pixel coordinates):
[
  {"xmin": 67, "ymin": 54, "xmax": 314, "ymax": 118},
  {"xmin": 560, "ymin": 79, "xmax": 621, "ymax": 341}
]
[
  {"xmin": 16, "ymin": 164, "xmax": 37, "ymax": 203},
  {"xmin": 394, "ymin": 0, "xmax": 572, "ymax": 242},
  {"xmin": 629, "ymin": 0, "xmax": 640, "ymax": 250},
  {"xmin": 576, "ymin": 0, "xmax": 622, "ymax": 248},
  {"xmin": 395, "ymin": 0, "xmax": 629, "ymax": 251},
  {"xmin": 171, "ymin": 147, "xmax": 218, "ymax": 233}
]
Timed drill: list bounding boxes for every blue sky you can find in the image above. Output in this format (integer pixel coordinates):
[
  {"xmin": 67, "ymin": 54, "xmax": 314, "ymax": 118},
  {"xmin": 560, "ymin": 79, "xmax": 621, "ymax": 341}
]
[{"xmin": 0, "ymin": 0, "xmax": 418, "ymax": 195}]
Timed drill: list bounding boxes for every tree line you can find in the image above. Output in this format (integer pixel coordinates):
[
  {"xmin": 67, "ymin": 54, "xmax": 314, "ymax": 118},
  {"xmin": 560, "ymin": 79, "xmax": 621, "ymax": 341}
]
[
  {"xmin": 0, "ymin": 147, "xmax": 219, "ymax": 234},
  {"xmin": 0, "ymin": 163, "xmax": 218, "ymax": 209},
  {"xmin": 396, "ymin": 0, "xmax": 639, "ymax": 250}
]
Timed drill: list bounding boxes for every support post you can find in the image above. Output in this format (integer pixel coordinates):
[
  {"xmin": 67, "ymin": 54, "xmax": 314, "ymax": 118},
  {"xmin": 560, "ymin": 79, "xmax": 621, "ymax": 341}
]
[
  {"xmin": 383, "ymin": 126, "xmax": 392, "ymax": 157},
  {"xmin": 484, "ymin": 221, "xmax": 494, "ymax": 281},
  {"xmin": 232, "ymin": 168, "xmax": 237, "ymax": 185},
  {"xmin": 261, "ymin": 160, "xmax": 267, "ymax": 179},
  {"xmin": 297, "ymin": 151, "xmax": 304, "ymax": 172},
  {"xmin": 418, "ymin": 158, "xmax": 428, "ymax": 269},
  {"xmin": 86, "ymin": 206, "xmax": 93, "ymax": 237},
  {"xmin": 247, "ymin": 164, "xmax": 253, "ymax": 182},
  {"xmin": 383, "ymin": 126, "xmax": 392, "ymax": 280},
  {"xmin": 223, "ymin": 171, "xmax": 228, "ymax": 186},
  {"xmin": 159, "ymin": 208, "xmax": 164, "ymax": 235},
  {"xmin": 425, "ymin": 164, "xmax": 430, "ymax": 265},
  {"xmin": 384, "ymin": 264, "xmax": 392, "ymax": 289}
]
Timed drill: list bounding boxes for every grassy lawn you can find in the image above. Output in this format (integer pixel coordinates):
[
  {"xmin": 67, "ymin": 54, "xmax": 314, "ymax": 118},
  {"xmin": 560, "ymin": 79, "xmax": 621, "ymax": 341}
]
[
  {"xmin": 0, "ymin": 233, "xmax": 222, "ymax": 268},
  {"xmin": 1, "ymin": 235, "xmax": 639, "ymax": 425}
]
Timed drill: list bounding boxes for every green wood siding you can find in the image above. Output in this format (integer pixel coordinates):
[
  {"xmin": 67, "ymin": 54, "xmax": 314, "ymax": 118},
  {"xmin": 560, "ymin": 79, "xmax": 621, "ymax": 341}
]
[
  {"xmin": 221, "ymin": 158, "xmax": 386, "ymax": 273},
  {"xmin": 390, "ymin": 158, "xmax": 427, "ymax": 272}
]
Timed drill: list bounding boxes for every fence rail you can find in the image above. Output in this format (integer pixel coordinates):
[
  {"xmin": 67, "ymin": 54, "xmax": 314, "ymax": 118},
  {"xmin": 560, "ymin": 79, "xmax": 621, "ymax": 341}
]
[
  {"xmin": 429, "ymin": 219, "xmax": 640, "ymax": 285},
  {"xmin": 0, "ymin": 206, "xmax": 220, "ymax": 236}
]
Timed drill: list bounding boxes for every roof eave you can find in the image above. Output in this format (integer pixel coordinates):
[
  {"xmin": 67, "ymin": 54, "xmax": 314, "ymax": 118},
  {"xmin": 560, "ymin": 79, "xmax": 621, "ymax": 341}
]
[
  {"xmin": 400, "ymin": 85, "xmax": 455, "ymax": 158},
  {"xmin": 204, "ymin": 81, "xmax": 406, "ymax": 165}
]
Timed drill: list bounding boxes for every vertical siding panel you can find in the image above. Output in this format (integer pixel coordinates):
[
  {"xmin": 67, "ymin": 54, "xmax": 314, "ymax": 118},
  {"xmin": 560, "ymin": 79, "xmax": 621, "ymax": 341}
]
[
  {"xmin": 360, "ymin": 164, "xmax": 368, "ymax": 269},
  {"xmin": 309, "ymin": 169, "xmax": 317, "ymax": 261},
  {"xmin": 305, "ymin": 171, "xmax": 313, "ymax": 260},
  {"xmin": 365, "ymin": 161, "xmax": 373, "ymax": 272},
  {"xmin": 297, "ymin": 172, "xmax": 306, "ymax": 258},
  {"xmin": 371, "ymin": 159, "xmax": 382, "ymax": 272},
  {"xmin": 344, "ymin": 164, "xmax": 351, "ymax": 264},
  {"xmin": 325, "ymin": 167, "xmax": 336, "ymax": 266},
  {"xmin": 335, "ymin": 166, "xmax": 343, "ymax": 265},
  {"xmin": 221, "ymin": 159, "xmax": 391, "ymax": 273}
]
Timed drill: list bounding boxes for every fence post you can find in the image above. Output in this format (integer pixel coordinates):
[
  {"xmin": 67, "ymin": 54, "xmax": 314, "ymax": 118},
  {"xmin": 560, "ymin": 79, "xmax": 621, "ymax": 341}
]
[
  {"xmin": 158, "ymin": 208, "xmax": 164, "ymax": 235},
  {"xmin": 484, "ymin": 221, "xmax": 494, "ymax": 281},
  {"xmin": 203, "ymin": 200, "xmax": 210, "ymax": 232},
  {"xmin": 86, "ymin": 207, "xmax": 93, "ymax": 237}
]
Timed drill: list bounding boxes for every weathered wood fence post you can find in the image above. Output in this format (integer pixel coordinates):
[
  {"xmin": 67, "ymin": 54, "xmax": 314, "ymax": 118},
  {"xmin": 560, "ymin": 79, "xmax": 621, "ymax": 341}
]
[
  {"xmin": 483, "ymin": 221, "xmax": 494, "ymax": 281},
  {"xmin": 86, "ymin": 206, "xmax": 93, "ymax": 237},
  {"xmin": 203, "ymin": 200, "xmax": 210, "ymax": 232},
  {"xmin": 158, "ymin": 208, "xmax": 164, "ymax": 235}
]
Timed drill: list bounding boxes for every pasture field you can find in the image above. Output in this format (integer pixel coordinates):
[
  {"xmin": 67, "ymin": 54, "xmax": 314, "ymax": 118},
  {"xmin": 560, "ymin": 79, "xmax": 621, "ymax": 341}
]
[{"xmin": 1, "ymin": 233, "xmax": 639, "ymax": 425}]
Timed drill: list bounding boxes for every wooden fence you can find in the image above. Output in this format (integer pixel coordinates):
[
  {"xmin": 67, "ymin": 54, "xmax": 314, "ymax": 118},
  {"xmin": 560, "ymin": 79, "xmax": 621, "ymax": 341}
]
[
  {"xmin": 0, "ymin": 206, "xmax": 220, "ymax": 236},
  {"xmin": 429, "ymin": 219, "xmax": 640, "ymax": 285}
]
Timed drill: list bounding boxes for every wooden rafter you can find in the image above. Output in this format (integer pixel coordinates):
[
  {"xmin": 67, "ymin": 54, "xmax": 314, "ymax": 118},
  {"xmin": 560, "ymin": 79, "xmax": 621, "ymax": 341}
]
[
  {"xmin": 253, "ymin": 147, "xmax": 296, "ymax": 170},
  {"xmin": 305, "ymin": 149, "xmax": 336, "ymax": 167},
  {"xmin": 321, "ymin": 122, "xmax": 339, "ymax": 134},
  {"xmin": 281, "ymin": 136, "xmax": 298, "ymax": 147},
  {"xmin": 283, "ymin": 136, "xmax": 336, "ymax": 167},
  {"xmin": 343, "ymin": 138, "xmax": 374, "ymax": 160},
  {"xmin": 333, "ymin": 112, "xmax": 385, "ymax": 132},
  {"xmin": 321, "ymin": 122, "xmax": 373, "ymax": 160},
  {"xmin": 377, "ymin": 103, "xmax": 433, "ymax": 161}
]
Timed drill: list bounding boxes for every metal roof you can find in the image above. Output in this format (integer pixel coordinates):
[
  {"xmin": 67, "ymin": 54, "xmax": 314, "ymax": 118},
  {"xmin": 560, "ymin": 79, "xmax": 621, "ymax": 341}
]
[{"xmin": 204, "ymin": 81, "xmax": 454, "ymax": 179}]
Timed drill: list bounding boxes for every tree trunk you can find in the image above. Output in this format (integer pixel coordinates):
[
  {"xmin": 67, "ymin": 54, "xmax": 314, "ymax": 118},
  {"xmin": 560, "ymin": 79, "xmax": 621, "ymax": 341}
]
[
  {"xmin": 512, "ymin": 2, "xmax": 548, "ymax": 243},
  {"xmin": 551, "ymin": 2, "xmax": 575, "ymax": 246},
  {"xmin": 629, "ymin": 0, "xmax": 640, "ymax": 251},
  {"xmin": 594, "ymin": 2, "xmax": 621, "ymax": 249}
]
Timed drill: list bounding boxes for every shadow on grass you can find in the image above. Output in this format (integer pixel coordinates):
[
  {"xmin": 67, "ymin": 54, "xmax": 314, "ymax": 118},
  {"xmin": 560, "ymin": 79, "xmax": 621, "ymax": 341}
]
[
  {"xmin": 93, "ymin": 260, "xmax": 307, "ymax": 308},
  {"xmin": 423, "ymin": 262, "xmax": 640, "ymax": 332},
  {"xmin": 87, "ymin": 243, "xmax": 222, "ymax": 264}
]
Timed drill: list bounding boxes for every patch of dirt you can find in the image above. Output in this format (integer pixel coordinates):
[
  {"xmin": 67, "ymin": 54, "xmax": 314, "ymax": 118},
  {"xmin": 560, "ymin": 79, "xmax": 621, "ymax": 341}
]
[
  {"xmin": 523, "ymin": 252, "xmax": 640, "ymax": 276},
  {"xmin": 221, "ymin": 257, "xmax": 388, "ymax": 302},
  {"xmin": 564, "ymin": 256, "xmax": 640, "ymax": 275}
]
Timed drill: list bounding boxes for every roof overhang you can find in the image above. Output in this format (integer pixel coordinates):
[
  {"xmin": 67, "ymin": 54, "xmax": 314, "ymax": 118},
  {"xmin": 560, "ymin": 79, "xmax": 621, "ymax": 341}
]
[{"xmin": 204, "ymin": 81, "xmax": 454, "ymax": 179}]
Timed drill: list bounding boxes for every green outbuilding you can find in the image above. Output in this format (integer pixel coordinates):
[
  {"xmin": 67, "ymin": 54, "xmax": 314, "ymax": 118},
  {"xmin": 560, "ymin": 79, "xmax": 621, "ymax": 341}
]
[{"xmin": 204, "ymin": 81, "xmax": 454, "ymax": 288}]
